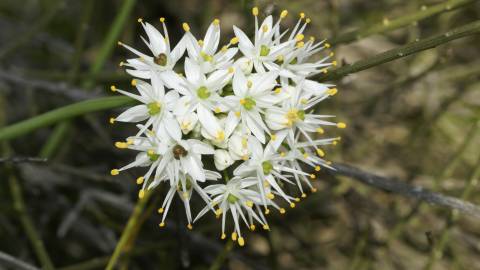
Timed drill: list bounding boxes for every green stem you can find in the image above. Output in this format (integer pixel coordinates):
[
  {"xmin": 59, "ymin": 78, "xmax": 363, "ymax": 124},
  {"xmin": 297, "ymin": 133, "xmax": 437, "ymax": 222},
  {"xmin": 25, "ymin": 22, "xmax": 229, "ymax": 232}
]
[
  {"xmin": 0, "ymin": 96, "xmax": 135, "ymax": 141},
  {"xmin": 208, "ymin": 240, "xmax": 234, "ymax": 270},
  {"xmin": 318, "ymin": 20, "xmax": 480, "ymax": 82},
  {"xmin": 0, "ymin": 1, "xmax": 65, "ymax": 60},
  {"xmin": 330, "ymin": 0, "xmax": 476, "ymax": 45},
  {"xmin": 105, "ymin": 190, "xmax": 153, "ymax": 270},
  {"xmin": 8, "ymin": 167, "xmax": 55, "ymax": 269},
  {"xmin": 83, "ymin": 0, "xmax": 136, "ymax": 89}
]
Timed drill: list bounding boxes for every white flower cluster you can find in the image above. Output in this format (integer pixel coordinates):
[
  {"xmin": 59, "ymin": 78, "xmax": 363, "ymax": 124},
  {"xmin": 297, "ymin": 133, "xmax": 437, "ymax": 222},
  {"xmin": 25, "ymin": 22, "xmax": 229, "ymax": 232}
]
[{"xmin": 110, "ymin": 8, "xmax": 345, "ymax": 246}]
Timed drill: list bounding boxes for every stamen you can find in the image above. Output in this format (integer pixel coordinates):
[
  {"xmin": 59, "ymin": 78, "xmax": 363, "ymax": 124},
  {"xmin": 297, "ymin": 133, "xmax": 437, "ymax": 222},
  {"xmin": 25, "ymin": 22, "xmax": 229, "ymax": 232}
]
[
  {"xmin": 238, "ymin": 237, "xmax": 245, "ymax": 246},
  {"xmin": 160, "ymin": 17, "xmax": 165, "ymax": 23},
  {"xmin": 252, "ymin": 7, "xmax": 259, "ymax": 16},
  {"xmin": 230, "ymin": 37, "xmax": 239, "ymax": 44},
  {"xmin": 136, "ymin": 177, "xmax": 144, "ymax": 185},
  {"xmin": 182, "ymin": 23, "xmax": 190, "ymax": 32},
  {"xmin": 110, "ymin": 169, "xmax": 119, "ymax": 176},
  {"xmin": 158, "ymin": 207, "xmax": 164, "ymax": 213},
  {"xmin": 138, "ymin": 189, "xmax": 145, "ymax": 199},
  {"xmin": 280, "ymin": 10, "xmax": 288, "ymax": 18},
  {"xmin": 336, "ymin": 122, "xmax": 347, "ymax": 129},
  {"xmin": 213, "ymin": 18, "xmax": 220, "ymax": 26}
]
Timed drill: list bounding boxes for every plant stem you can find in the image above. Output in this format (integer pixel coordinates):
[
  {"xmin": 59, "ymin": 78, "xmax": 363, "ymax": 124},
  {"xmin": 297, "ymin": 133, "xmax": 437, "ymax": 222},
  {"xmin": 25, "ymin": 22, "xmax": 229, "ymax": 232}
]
[
  {"xmin": 208, "ymin": 240, "xmax": 234, "ymax": 270},
  {"xmin": 8, "ymin": 169, "xmax": 55, "ymax": 269},
  {"xmin": 105, "ymin": 190, "xmax": 153, "ymax": 270},
  {"xmin": 317, "ymin": 20, "xmax": 480, "ymax": 82},
  {"xmin": 0, "ymin": 96, "xmax": 135, "ymax": 141},
  {"xmin": 330, "ymin": 0, "xmax": 477, "ymax": 45}
]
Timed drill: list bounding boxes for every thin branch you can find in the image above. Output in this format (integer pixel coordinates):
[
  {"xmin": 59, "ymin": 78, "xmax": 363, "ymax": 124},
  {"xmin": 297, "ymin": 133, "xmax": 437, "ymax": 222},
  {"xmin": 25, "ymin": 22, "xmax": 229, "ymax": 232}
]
[
  {"xmin": 330, "ymin": 163, "xmax": 480, "ymax": 219},
  {"xmin": 330, "ymin": 0, "xmax": 477, "ymax": 45},
  {"xmin": 0, "ymin": 251, "xmax": 40, "ymax": 270},
  {"xmin": 317, "ymin": 20, "xmax": 480, "ymax": 82},
  {"xmin": 0, "ymin": 156, "xmax": 47, "ymax": 164},
  {"xmin": 8, "ymin": 172, "xmax": 55, "ymax": 270}
]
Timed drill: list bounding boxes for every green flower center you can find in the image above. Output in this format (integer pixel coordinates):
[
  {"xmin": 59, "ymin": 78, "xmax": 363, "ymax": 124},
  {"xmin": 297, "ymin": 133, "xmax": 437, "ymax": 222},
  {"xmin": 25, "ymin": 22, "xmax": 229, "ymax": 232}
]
[
  {"xmin": 178, "ymin": 177, "xmax": 192, "ymax": 190},
  {"xmin": 147, "ymin": 102, "xmax": 161, "ymax": 115},
  {"xmin": 172, "ymin": 145, "xmax": 188, "ymax": 160},
  {"xmin": 147, "ymin": 150, "xmax": 160, "ymax": 161},
  {"xmin": 262, "ymin": 161, "xmax": 273, "ymax": 175},
  {"xmin": 260, "ymin": 45, "xmax": 270, "ymax": 56},
  {"xmin": 227, "ymin": 193, "xmax": 239, "ymax": 204},
  {"xmin": 154, "ymin": 53, "xmax": 168, "ymax": 66},
  {"xmin": 240, "ymin": 97, "xmax": 256, "ymax": 110},
  {"xmin": 289, "ymin": 58, "xmax": 298, "ymax": 65},
  {"xmin": 197, "ymin": 86, "xmax": 211, "ymax": 99}
]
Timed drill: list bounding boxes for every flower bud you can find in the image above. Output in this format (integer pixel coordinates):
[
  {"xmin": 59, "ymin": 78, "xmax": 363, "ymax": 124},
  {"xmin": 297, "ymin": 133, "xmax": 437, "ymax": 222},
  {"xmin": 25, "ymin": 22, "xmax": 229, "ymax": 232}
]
[{"xmin": 214, "ymin": 149, "xmax": 234, "ymax": 171}]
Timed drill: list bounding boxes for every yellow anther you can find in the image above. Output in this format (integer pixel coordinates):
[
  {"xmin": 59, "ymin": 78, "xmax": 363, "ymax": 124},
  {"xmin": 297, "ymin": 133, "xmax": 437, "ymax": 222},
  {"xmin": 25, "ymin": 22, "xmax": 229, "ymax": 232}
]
[
  {"xmin": 228, "ymin": 67, "xmax": 235, "ymax": 73},
  {"xmin": 310, "ymin": 174, "xmax": 316, "ymax": 179},
  {"xmin": 215, "ymin": 208, "xmax": 222, "ymax": 216},
  {"xmin": 137, "ymin": 17, "xmax": 143, "ymax": 23},
  {"xmin": 221, "ymin": 45, "xmax": 228, "ymax": 52},
  {"xmin": 296, "ymin": 41, "xmax": 304, "ymax": 48},
  {"xmin": 316, "ymin": 127, "xmax": 324, "ymax": 134},
  {"xmin": 216, "ymin": 130, "xmax": 225, "ymax": 141},
  {"xmin": 197, "ymin": 39, "xmax": 204, "ymax": 46},
  {"xmin": 311, "ymin": 187, "xmax": 318, "ymax": 193},
  {"xmin": 182, "ymin": 192, "xmax": 189, "ymax": 199},
  {"xmin": 231, "ymin": 232, "xmax": 238, "ymax": 241},
  {"xmin": 230, "ymin": 37, "xmax": 239, "ymax": 44},
  {"xmin": 321, "ymin": 68, "xmax": 328, "ymax": 74},
  {"xmin": 235, "ymin": 111, "xmax": 241, "ymax": 117},
  {"xmin": 187, "ymin": 224, "xmax": 193, "ymax": 230},
  {"xmin": 327, "ymin": 88, "xmax": 338, "ymax": 96},
  {"xmin": 131, "ymin": 79, "xmax": 137, "ymax": 86},
  {"xmin": 301, "ymin": 193, "xmax": 307, "ymax": 198},
  {"xmin": 263, "ymin": 224, "xmax": 270, "ymax": 230},
  {"xmin": 295, "ymin": 197, "xmax": 301, "ymax": 202},
  {"xmin": 300, "ymin": 12, "xmax": 305, "ymax": 19},
  {"xmin": 126, "ymin": 138, "xmax": 134, "ymax": 145},
  {"xmin": 138, "ymin": 189, "xmax": 145, "ymax": 199},
  {"xmin": 115, "ymin": 142, "xmax": 127, "ymax": 149},
  {"xmin": 239, "ymin": 99, "xmax": 246, "ymax": 105},
  {"xmin": 280, "ymin": 151, "xmax": 286, "ymax": 157},
  {"xmin": 221, "ymin": 233, "xmax": 226, "ymax": 239},
  {"xmin": 262, "ymin": 25, "xmax": 269, "ymax": 33},
  {"xmin": 117, "ymin": 41, "xmax": 123, "ymax": 46},
  {"xmin": 280, "ymin": 10, "xmax": 288, "ymax": 18},
  {"xmin": 160, "ymin": 17, "xmax": 165, "ymax": 23},
  {"xmin": 270, "ymin": 134, "xmax": 277, "ymax": 141},
  {"xmin": 332, "ymin": 60, "xmax": 337, "ymax": 66},
  {"xmin": 316, "ymin": 149, "xmax": 325, "ymax": 157},
  {"xmin": 250, "ymin": 224, "xmax": 256, "ymax": 231},
  {"xmin": 274, "ymin": 87, "xmax": 282, "ymax": 94},
  {"xmin": 337, "ymin": 122, "xmax": 347, "ymax": 129},
  {"xmin": 147, "ymin": 149, "xmax": 155, "ymax": 156},
  {"xmin": 213, "ymin": 18, "xmax": 220, "ymax": 26},
  {"xmin": 327, "ymin": 161, "xmax": 332, "ymax": 165},
  {"xmin": 182, "ymin": 23, "xmax": 190, "ymax": 32},
  {"xmin": 267, "ymin": 193, "xmax": 275, "ymax": 199},
  {"xmin": 264, "ymin": 180, "xmax": 270, "ymax": 187},
  {"xmin": 306, "ymin": 18, "xmax": 311, "ymax": 23},
  {"xmin": 329, "ymin": 52, "xmax": 335, "ymax": 57},
  {"xmin": 242, "ymin": 155, "xmax": 249, "ymax": 160},
  {"xmin": 136, "ymin": 176, "xmax": 144, "ymax": 185},
  {"xmin": 333, "ymin": 140, "xmax": 338, "ymax": 146},
  {"xmin": 109, "ymin": 117, "xmax": 115, "ymax": 124},
  {"xmin": 315, "ymin": 166, "xmax": 321, "ymax": 171},
  {"xmin": 279, "ymin": 208, "xmax": 286, "ymax": 214},
  {"xmin": 290, "ymin": 202, "xmax": 296, "ymax": 208},
  {"xmin": 252, "ymin": 7, "xmax": 259, "ymax": 16},
  {"xmin": 158, "ymin": 207, "xmax": 164, "ymax": 213},
  {"xmin": 247, "ymin": 80, "xmax": 253, "ymax": 88},
  {"xmin": 295, "ymin": 34, "xmax": 305, "ymax": 42},
  {"xmin": 110, "ymin": 85, "xmax": 117, "ymax": 92},
  {"xmin": 159, "ymin": 222, "xmax": 165, "ymax": 227},
  {"xmin": 110, "ymin": 169, "xmax": 119, "ymax": 176},
  {"xmin": 300, "ymin": 98, "xmax": 308, "ymax": 104},
  {"xmin": 214, "ymin": 107, "xmax": 221, "ymax": 113},
  {"xmin": 383, "ymin": 17, "xmax": 390, "ymax": 26},
  {"xmin": 264, "ymin": 208, "xmax": 270, "ymax": 214},
  {"xmin": 324, "ymin": 43, "xmax": 331, "ymax": 48},
  {"xmin": 238, "ymin": 237, "xmax": 245, "ymax": 246},
  {"xmin": 303, "ymin": 153, "xmax": 309, "ymax": 159},
  {"xmin": 246, "ymin": 201, "xmax": 254, "ymax": 207},
  {"xmin": 310, "ymin": 36, "xmax": 315, "ymax": 42},
  {"xmin": 119, "ymin": 61, "xmax": 124, "ymax": 67}
]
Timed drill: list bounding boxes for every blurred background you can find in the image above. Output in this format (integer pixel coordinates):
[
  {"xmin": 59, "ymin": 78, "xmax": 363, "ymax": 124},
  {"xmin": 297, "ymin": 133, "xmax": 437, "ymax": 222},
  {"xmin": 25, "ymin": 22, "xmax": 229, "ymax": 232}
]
[{"xmin": 1, "ymin": 0, "xmax": 480, "ymax": 269}]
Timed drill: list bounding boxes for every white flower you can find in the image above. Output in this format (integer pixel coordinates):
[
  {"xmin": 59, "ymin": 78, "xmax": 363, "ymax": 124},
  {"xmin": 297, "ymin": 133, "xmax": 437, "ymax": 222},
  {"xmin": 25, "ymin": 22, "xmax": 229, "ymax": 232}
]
[
  {"xmin": 222, "ymin": 70, "xmax": 280, "ymax": 143},
  {"xmin": 176, "ymin": 112, "xmax": 199, "ymax": 135},
  {"xmin": 228, "ymin": 131, "xmax": 251, "ymax": 161},
  {"xmin": 214, "ymin": 149, "xmax": 235, "ymax": 171},
  {"xmin": 112, "ymin": 72, "xmax": 180, "ymax": 136},
  {"xmin": 119, "ymin": 19, "xmax": 186, "ymax": 79},
  {"xmin": 195, "ymin": 177, "xmax": 268, "ymax": 246},
  {"xmin": 233, "ymin": 9, "xmax": 295, "ymax": 73},
  {"xmin": 183, "ymin": 20, "xmax": 239, "ymax": 73}
]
